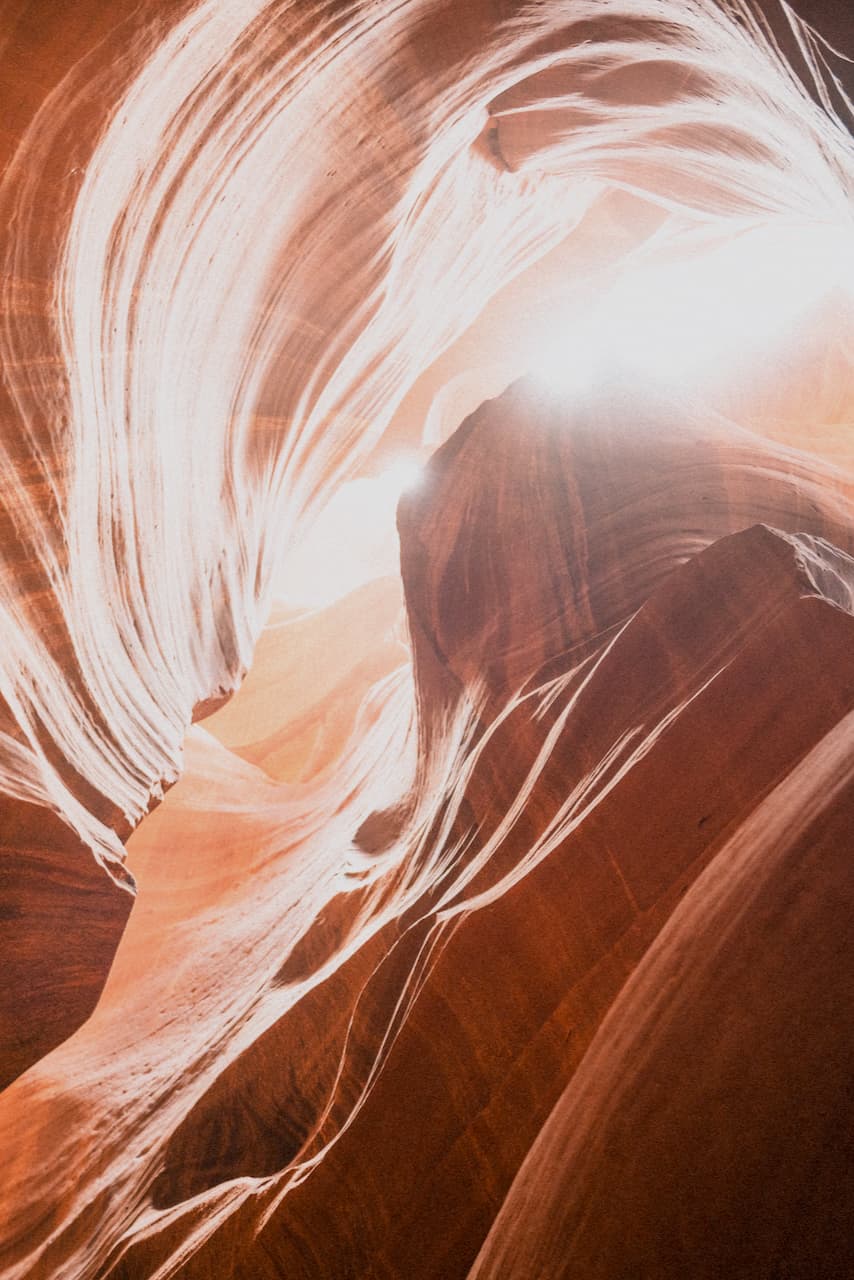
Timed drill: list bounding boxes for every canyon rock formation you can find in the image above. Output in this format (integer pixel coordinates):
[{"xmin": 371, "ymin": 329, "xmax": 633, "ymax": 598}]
[{"xmin": 0, "ymin": 1, "xmax": 853, "ymax": 1278}]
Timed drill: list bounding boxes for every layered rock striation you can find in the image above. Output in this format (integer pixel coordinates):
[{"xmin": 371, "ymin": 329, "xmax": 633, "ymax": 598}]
[
  {"xmin": 0, "ymin": 0, "xmax": 853, "ymax": 1277},
  {"xmin": 2, "ymin": 378, "xmax": 853, "ymax": 1278}
]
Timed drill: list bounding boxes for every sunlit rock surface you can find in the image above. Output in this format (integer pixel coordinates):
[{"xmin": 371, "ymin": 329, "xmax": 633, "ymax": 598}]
[{"xmin": 0, "ymin": 0, "xmax": 853, "ymax": 1276}]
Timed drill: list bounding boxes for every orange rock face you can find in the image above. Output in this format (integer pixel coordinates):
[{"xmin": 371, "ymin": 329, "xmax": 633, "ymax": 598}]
[
  {"xmin": 471, "ymin": 710, "xmax": 854, "ymax": 1280},
  {"xmin": 0, "ymin": 801, "xmax": 133, "ymax": 1091},
  {"xmin": 0, "ymin": 2, "xmax": 853, "ymax": 1279}
]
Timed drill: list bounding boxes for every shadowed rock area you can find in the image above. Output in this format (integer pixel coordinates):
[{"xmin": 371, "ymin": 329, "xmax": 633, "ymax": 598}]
[{"xmin": 0, "ymin": 1, "xmax": 853, "ymax": 1278}]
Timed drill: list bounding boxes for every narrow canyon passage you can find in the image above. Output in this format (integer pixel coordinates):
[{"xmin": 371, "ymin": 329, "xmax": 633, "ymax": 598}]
[{"xmin": 0, "ymin": 2, "xmax": 853, "ymax": 1278}]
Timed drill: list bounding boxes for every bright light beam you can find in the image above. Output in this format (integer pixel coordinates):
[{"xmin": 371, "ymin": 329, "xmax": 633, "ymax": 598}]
[
  {"xmin": 532, "ymin": 219, "xmax": 854, "ymax": 401},
  {"xmin": 274, "ymin": 456, "xmax": 424, "ymax": 609}
]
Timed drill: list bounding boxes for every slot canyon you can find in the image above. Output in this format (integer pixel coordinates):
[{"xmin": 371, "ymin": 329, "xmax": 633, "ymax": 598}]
[{"xmin": 0, "ymin": 0, "xmax": 853, "ymax": 1276}]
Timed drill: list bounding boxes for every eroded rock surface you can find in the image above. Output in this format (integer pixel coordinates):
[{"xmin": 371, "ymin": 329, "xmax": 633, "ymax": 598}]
[
  {"xmin": 0, "ymin": 1, "xmax": 853, "ymax": 1277},
  {"xmin": 3, "ymin": 377, "xmax": 853, "ymax": 1279}
]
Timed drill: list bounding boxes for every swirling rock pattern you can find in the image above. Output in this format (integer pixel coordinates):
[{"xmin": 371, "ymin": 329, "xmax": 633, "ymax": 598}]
[{"xmin": 0, "ymin": 0, "xmax": 852, "ymax": 1278}]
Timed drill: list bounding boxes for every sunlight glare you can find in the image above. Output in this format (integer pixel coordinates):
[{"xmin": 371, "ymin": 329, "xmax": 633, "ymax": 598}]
[
  {"xmin": 530, "ymin": 219, "xmax": 854, "ymax": 400},
  {"xmin": 274, "ymin": 455, "xmax": 424, "ymax": 609}
]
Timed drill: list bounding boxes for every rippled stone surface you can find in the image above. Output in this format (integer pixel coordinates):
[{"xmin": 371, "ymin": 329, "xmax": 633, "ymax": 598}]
[{"xmin": 0, "ymin": 1, "xmax": 852, "ymax": 1277}]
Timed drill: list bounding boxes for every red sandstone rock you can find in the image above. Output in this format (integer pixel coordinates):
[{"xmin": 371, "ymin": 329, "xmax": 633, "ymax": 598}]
[
  {"xmin": 471, "ymin": 708, "xmax": 854, "ymax": 1280},
  {"xmin": 148, "ymin": 521, "xmax": 854, "ymax": 1280},
  {"xmin": 397, "ymin": 375, "xmax": 853, "ymax": 749},
  {"xmin": 0, "ymin": 801, "xmax": 133, "ymax": 1091},
  {"xmin": 0, "ymin": 1, "xmax": 852, "ymax": 1278},
  {"xmin": 5, "ymin": 399, "xmax": 852, "ymax": 1278}
]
